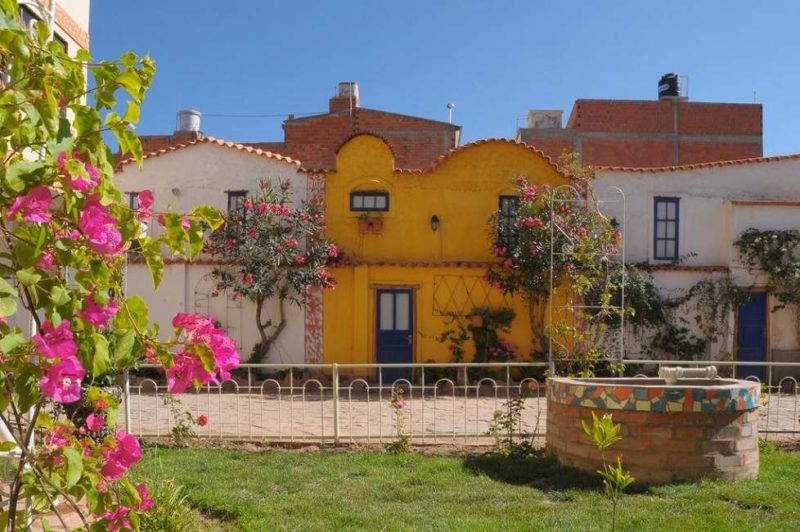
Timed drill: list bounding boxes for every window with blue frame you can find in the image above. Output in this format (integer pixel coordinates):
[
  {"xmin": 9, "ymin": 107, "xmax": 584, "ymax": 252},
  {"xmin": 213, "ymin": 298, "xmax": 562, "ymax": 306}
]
[
  {"xmin": 350, "ymin": 191, "xmax": 389, "ymax": 212},
  {"xmin": 653, "ymin": 197, "xmax": 679, "ymax": 260},
  {"xmin": 498, "ymin": 195, "xmax": 520, "ymax": 247}
]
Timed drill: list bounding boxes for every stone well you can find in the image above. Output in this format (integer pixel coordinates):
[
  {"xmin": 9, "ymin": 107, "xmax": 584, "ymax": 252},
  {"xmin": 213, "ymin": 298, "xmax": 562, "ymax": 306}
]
[{"xmin": 546, "ymin": 377, "xmax": 761, "ymax": 484}]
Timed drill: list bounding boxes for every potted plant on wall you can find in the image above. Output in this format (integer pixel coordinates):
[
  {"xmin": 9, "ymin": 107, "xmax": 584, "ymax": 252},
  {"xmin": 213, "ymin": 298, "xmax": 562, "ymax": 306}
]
[
  {"xmin": 358, "ymin": 212, "xmax": 371, "ymax": 233},
  {"xmin": 357, "ymin": 212, "xmax": 384, "ymax": 234}
]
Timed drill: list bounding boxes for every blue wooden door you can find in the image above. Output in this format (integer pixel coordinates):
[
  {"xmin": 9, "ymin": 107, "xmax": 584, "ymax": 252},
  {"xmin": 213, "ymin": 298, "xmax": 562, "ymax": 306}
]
[
  {"xmin": 376, "ymin": 289, "xmax": 413, "ymax": 382},
  {"xmin": 736, "ymin": 292, "xmax": 767, "ymax": 382}
]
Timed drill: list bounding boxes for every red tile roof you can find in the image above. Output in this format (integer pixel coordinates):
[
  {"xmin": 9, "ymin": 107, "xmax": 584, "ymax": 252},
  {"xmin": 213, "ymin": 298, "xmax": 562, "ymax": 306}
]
[
  {"xmin": 394, "ymin": 138, "xmax": 563, "ymax": 176},
  {"xmin": 117, "ymin": 136, "xmax": 304, "ymax": 170},
  {"xmin": 597, "ymin": 153, "xmax": 800, "ymax": 173}
]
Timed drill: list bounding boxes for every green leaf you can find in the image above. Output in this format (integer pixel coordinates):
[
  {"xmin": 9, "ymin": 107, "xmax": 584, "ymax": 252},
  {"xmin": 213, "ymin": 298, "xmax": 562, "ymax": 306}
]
[
  {"xmin": 188, "ymin": 221, "xmax": 204, "ymax": 260},
  {"xmin": 73, "ymin": 106, "xmax": 100, "ymax": 137},
  {"xmin": 49, "ymin": 285, "xmax": 70, "ymax": 307},
  {"xmin": 139, "ymin": 237, "xmax": 164, "ymax": 288},
  {"xmin": 0, "ymin": 297, "xmax": 16, "ymax": 317},
  {"xmin": 63, "ymin": 447, "xmax": 83, "ymax": 488},
  {"xmin": 92, "ymin": 333, "xmax": 110, "ymax": 377},
  {"xmin": 113, "ymin": 330, "xmax": 136, "ymax": 366},
  {"xmin": 15, "ymin": 365, "xmax": 40, "ymax": 412},
  {"xmin": 0, "ymin": 332, "xmax": 25, "ymax": 353},
  {"xmin": 193, "ymin": 343, "xmax": 216, "ymax": 374},
  {"xmin": 191, "ymin": 205, "xmax": 224, "ymax": 230},
  {"xmin": 115, "ymin": 295, "xmax": 149, "ymax": 331},
  {"xmin": 4, "ymin": 160, "xmax": 45, "ymax": 192},
  {"xmin": 123, "ymin": 100, "xmax": 140, "ymax": 123},
  {"xmin": 16, "ymin": 269, "xmax": 42, "ymax": 286},
  {"xmin": 0, "ymin": 441, "xmax": 16, "ymax": 452},
  {"xmin": 0, "ymin": 276, "xmax": 18, "ymax": 297}
]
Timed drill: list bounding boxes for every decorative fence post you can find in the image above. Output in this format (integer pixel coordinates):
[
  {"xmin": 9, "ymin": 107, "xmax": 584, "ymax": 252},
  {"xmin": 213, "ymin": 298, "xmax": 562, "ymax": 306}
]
[{"xmin": 332, "ymin": 363, "xmax": 340, "ymax": 444}]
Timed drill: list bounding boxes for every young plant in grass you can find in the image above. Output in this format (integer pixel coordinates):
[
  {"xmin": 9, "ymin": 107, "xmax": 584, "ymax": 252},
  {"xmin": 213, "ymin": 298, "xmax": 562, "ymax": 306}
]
[
  {"xmin": 582, "ymin": 412, "xmax": 634, "ymax": 532},
  {"xmin": 385, "ymin": 386, "xmax": 410, "ymax": 454},
  {"xmin": 487, "ymin": 397, "xmax": 537, "ymax": 457}
]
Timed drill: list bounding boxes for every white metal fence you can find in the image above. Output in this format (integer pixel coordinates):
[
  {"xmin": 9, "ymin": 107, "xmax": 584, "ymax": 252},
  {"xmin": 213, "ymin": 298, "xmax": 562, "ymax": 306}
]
[{"xmin": 121, "ymin": 361, "xmax": 800, "ymax": 443}]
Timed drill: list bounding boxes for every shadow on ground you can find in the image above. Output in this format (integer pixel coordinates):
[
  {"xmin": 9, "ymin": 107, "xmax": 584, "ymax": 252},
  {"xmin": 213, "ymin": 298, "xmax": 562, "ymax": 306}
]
[{"xmin": 462, "ymin": 452, "xmax": 602, "ymax": 491}]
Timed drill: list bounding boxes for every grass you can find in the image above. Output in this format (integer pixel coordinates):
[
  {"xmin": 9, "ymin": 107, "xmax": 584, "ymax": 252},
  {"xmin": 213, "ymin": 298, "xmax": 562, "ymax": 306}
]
[{"xmin": 134, "ymin": 447, "xmax": 800, "ymax": 531}]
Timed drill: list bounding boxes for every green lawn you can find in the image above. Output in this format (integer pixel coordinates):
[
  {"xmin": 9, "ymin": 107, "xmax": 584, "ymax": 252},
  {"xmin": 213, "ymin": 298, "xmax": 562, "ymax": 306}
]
[{"xmin": 134, "ymin": 447, "xmax": 800, "ymax": 531}]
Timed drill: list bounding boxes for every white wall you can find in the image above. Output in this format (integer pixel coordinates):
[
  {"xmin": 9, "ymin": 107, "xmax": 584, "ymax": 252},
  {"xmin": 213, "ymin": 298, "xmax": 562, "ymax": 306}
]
[
  {"xmin": 595, "ymin": 158, "xmax": 800, "ymax": 359},
  {"xmin": 116, "ymin": 142, "xmax": 310, "ymax": 363}
]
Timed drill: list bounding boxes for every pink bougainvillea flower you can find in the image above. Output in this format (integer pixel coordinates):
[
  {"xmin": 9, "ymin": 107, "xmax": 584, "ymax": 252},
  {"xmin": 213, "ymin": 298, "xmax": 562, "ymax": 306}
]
[
  {"xmin": 6, "ymin": 186, "xmax": 51, "ymax": 223},
  {"xmin": 135, "ymin": 483, "xmax": 154, "ymax": 512},
  {"xmin": 136, "ymin": 189, "xmax": 154, "ymax": 221},
  {"xmin": 168, "ymin": 312, "xmax": 241, "ymax": 389},
  {"xmin": 33, "ymin": 319, "xmax": 77, "ymax": 360},
  {"xmin": 78, "ymin": 296, "xmax": 119, "ymax": 330},
  {"xmin": 39, "ymin": 356, "xmax": 85, "ymax": 404},
  {"xmin": 86, "ymin": 413, "xmax": 105, "ymax": 432},
  {"xmin": 101, "ymin": 431, "xmax": 142, "ymax": 480},
  {"xmin": 44, "ymin": 424, "xmax": 72, "ymax": 448},
  {"xmin": 37, "ymin": 250, "xmax": 56, "ymax": 270},
  {"xmin": 327, "ymin": 243, "xmax": 338, "ymax": 258},
  {"xmin": 165, "ymin": 352, "xmax": 206, "ymax": 394},
  {"xmin": 96, "ymin": 398, "xmax": 108, "ymax": 411},
  {"xmin": 57, "ymin": 151, "xmax": 101, "ymax": 191},
  {"xmin": 101, "ymin": 506, "xmax": 131, "ymax": 532},
  {"xmin": 197, "ymin": 414, "xmax": 208, "ymax": 427},
  {"xmin": 79, "ymin": 196, "xmax": 123, "ymax": 256},
  {"xmin": 242, "ymin": 273, "xmax": 254, "ymax": 285},
  {"xmin": 181, "ymin": 216, "xmax": 191, "ymax": 230}
]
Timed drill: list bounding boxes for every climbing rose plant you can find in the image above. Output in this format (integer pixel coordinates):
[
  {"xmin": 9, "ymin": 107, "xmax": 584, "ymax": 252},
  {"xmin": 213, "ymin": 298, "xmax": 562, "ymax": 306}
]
[
  {"xmin": 0, "ymin": 2, "xmax": 234, "ymax": 529},
  {"xmin": 485, "ymin": 175, "xmax": 624, "ymax": 374},
  {"xmin": 205, "ymin": 179, "xmax": 339, "ymax": 361}
]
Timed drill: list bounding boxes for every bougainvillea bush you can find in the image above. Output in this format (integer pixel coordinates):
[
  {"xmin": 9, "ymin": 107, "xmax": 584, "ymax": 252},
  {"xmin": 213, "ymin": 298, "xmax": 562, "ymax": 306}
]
[
  {"xmin": 205, "ymin": 179, "xmax": 339, "ymax": 361},
  {"xmin": 0, "ymin": 2, "xmax": 234, "ymax": 529},
  {"xmin": 485, "ymin": 176, "xmax": 624, "ymax": 374}
]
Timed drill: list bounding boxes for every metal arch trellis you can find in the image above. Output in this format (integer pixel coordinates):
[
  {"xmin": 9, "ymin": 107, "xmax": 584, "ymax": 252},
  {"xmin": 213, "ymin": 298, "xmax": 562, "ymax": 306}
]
[{"xmin": 547, "ymin": 185, "xmax": 626, "ymax": 374}]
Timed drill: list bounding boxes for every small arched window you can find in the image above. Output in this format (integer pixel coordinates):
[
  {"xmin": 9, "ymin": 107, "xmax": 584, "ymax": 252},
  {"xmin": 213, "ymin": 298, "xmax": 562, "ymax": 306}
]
[{"xmin": 350, "ymin": 191, "xmax": 389, "ymax": 212}]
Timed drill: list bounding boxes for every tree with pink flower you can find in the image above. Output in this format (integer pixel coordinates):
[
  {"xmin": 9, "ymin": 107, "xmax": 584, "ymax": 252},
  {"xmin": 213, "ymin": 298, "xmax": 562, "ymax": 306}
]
[
  {"xmin": 206, "ymin": 179, "xmax": 341, "ymax": 361},
  {"xmin": 485, "ymin": 155, "xmax": 626, "ymax": 375},
  {"xmin": 0, "ymin": 4, "xmax": 236, "ymax": 529}
]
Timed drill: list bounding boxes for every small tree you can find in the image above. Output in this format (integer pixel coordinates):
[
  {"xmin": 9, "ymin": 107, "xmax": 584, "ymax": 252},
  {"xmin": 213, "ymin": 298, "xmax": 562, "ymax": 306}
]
[
  {"xmin": 486, "ymin": 162, "xmax": 624, "ymax": 375},
  {"xmin": 206, "ymin": 180, "xmax": 338, "ymax": 361}
]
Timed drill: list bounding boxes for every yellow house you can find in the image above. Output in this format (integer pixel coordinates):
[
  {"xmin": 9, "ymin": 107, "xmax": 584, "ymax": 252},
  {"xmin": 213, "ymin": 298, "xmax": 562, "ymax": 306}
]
[{"xmin": 323, "ymin": 134, "xmax": 568, "ymax": 377}]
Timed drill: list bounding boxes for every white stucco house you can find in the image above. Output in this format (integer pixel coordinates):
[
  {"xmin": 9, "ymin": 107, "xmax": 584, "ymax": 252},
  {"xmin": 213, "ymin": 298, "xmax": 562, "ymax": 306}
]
[
  {"xmin": 594, "ymin": 154, "xmax": 800, "ymax": 382},
  {"xmin": 115, "ymin": 133, "xmax": 325, "ymax": 364}
]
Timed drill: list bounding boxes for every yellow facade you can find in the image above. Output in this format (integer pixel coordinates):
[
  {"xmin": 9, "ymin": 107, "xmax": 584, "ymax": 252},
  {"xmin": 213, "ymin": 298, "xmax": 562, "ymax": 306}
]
[{"xmin": 323, "ymin": 134, "xmax": 568, "ymax": 368}]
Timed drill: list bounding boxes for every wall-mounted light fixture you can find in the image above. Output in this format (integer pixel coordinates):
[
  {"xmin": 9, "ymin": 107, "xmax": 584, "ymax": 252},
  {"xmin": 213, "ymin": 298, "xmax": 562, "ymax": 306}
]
[
  {"xmin": 430, "ymin": 214, "xmax": 440, "ymax": 232},
  {"xmin": 171, "ymin": 187, "xmax": 180, "ymax": 196}
]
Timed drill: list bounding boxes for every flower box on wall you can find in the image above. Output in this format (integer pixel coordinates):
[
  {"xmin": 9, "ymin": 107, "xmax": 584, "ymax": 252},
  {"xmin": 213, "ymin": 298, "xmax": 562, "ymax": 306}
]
[{"xmin": 357, "ymin": 215, "xmax": 383, "ymax": 234}]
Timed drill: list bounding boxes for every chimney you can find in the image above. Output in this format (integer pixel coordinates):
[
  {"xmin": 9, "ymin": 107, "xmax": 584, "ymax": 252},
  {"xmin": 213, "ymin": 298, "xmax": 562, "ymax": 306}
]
[
  {"xmin": 175, "ymin": 109, "xmax": 202, "ymax": 136},
  {"xmin": 329, "ymin": 82, "xmax": 359, "ymax": 113}
]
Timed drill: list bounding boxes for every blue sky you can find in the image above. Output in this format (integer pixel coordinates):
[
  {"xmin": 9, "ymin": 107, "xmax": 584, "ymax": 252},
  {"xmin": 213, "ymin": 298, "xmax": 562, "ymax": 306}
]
[{"xmin": 90, "ymin": 0, "xmax": 800, "ymax": 156}]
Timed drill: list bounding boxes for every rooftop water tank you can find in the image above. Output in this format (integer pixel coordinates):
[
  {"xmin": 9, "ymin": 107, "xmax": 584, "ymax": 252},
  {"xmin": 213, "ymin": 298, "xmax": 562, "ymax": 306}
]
[
  {"xmin": 177, "ymin": 109, "xmax": 202, "ymax": 132},
  {"xmin": 658, "ymin": 73, "xmax": 680, "ymax": 100}
]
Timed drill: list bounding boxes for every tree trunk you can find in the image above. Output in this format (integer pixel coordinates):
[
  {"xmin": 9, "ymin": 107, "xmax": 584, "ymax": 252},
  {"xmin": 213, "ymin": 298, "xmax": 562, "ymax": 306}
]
[
  {"xmin": 529, "ymin": 293, "xmax": 546, "ymax": 350},
  {"xmin": 254, "ymin": 296, "xmax": 287, "ymax": 362}
]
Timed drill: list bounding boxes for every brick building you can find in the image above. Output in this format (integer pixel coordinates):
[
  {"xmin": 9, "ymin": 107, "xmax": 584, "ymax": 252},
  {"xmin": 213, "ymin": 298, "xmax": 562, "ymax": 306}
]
[
  {"xmin": 516, "ymin": 80, "xmax": 762, "ymax": 167},
  {"xmin": 138, "ymin": 82, "xmax": 462, "ymax": 171}
]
